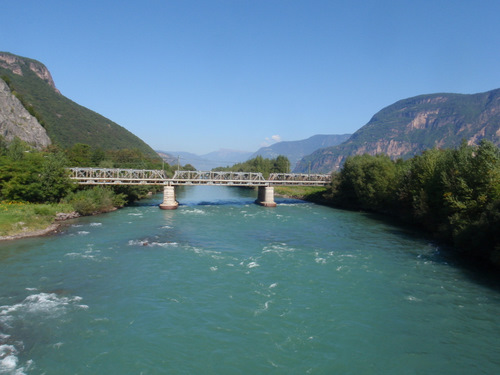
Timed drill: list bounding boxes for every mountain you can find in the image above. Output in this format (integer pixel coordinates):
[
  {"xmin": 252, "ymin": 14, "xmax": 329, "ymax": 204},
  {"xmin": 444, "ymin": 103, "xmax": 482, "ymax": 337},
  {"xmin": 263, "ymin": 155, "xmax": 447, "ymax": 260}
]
[
  {"xmin": 295, "ymin": 89, "xmax": 500, "ymax": 173},
  {"xmin": 0, "ymin": 52, "xmax": 159, "ymax": 158},
  {"xmin": 157, "ymin": 149, "xmax": 252, "ymax": 170},
  {"xmin": 251, "ymin": 134, "xmax": 351, "ymax": 170},
  {"xmin": 201, "ymin": 149, "xmax": 253, "ymax": 165},
  {"xmin": 0, "ymin": 78, "xmax": 51, "ymax": 149}
]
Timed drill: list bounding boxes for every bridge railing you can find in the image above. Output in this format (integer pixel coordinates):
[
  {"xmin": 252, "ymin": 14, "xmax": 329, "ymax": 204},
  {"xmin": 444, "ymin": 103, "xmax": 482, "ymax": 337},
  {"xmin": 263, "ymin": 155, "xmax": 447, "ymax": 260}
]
[
  {"xmin": 67, "ymin": 168, "xmax": 332, "ymax": 186},
  {"xmin": 67, "ymin": 167, "xmax": 168, "ymax": 185},
  {"xmin": 267, "ymin": 173, "xmax": 332, "ymax": 186},
  {"xmin": 171, "ymin": 171, "xmax": 267, "ymax": 186}
]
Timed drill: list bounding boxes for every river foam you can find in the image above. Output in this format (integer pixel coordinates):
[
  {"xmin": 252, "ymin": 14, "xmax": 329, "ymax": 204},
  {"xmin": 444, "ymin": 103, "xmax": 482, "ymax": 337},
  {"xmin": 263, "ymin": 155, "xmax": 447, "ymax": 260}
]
[
  {"xmin": 1, "ymin": 188, "xmax": 500, "ymax": 374},
  {"xmin": 0, "ymin": 292, "xmax": 87, "ymax": 374}
]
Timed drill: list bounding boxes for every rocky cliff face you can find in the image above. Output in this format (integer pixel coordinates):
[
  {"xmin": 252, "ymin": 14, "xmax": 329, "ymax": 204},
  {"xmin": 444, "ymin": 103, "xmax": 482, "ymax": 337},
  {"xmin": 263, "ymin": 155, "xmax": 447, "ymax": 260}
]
[
  {"xmin": 0, "ymin": 79, "xmax": 51, "ymax": 149},
  {"xmin": 295, "ymin": 89, "xmax": 500, "ymax": 173},
  {"xmin": 0, "ymin": 52, "xmax": 60, "ymax": 94},
  {"xmin": 0, "ymin": 52, "xmax": 159, "ymax": 158}
]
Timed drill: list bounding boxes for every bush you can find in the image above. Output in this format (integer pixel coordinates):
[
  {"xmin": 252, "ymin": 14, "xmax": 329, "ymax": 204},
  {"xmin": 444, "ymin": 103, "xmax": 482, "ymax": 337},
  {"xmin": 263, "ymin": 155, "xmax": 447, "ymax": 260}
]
[
  {"xmin": 64, "ymin": 187, "xmax": 126, "ymax": 215},
  {"xmin": 335, "ymin": 154, "xmax": 399, "ymax": 212}
]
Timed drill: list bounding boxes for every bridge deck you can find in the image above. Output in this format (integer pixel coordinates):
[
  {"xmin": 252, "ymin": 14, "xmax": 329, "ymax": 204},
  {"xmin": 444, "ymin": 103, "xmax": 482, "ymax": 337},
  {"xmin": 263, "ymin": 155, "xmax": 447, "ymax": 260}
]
[{"xmin": 67, "ymin": 168, "xmax": 331, "ymax": 187}]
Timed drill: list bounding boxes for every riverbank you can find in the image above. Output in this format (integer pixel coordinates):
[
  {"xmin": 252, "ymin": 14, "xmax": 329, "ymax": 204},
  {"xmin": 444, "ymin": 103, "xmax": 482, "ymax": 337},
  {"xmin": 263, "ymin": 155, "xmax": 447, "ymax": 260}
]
[
  {"xmin": 0, "ymin": 186, "xmax": 131, "ymax": 241},
  {"xmin": 0, "ymin": 201, "xmax": 120, "ymax": 241},
  {"xmin": 274, "ymin": 186, "xmax": 328, "ymax": 201},
  {"xmin": 0, "ymin": 223, "xmax": 62, "ymax": 241},
  {"xmin": 0, "ymin": 202, "xmax": 73, "ymax": 240}
]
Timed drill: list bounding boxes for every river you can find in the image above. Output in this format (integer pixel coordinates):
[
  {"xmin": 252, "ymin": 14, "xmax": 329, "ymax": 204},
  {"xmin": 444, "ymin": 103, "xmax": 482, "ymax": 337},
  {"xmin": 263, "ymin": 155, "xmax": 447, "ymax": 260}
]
[{"xmin": 1, "ymin": 186, "xmax": 499, "ymax": 374}]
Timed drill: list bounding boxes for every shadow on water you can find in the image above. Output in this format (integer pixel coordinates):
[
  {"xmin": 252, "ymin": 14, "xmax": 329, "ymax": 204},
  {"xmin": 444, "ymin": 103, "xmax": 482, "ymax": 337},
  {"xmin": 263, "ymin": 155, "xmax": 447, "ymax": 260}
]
[{"xmin": 359, "ymin": 210, "xmax": 500, "ymax": 293}]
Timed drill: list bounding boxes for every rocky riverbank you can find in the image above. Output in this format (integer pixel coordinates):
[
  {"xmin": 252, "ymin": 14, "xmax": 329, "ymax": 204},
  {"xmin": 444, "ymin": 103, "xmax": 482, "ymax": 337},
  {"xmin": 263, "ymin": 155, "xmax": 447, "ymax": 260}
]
[{"xmin": 0, "ymin": 211, "xmax": 81, "ymax": 241}]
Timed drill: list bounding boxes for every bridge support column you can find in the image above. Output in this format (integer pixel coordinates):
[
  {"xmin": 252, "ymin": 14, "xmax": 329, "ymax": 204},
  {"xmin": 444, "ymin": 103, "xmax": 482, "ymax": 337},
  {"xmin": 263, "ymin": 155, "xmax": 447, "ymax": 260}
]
[
  {"xmin": 159, "ymin": 185, "xmax": 178, "ymax": 210},
  {"xmin": 256, "ymin": 186, "xmax": 277, "ymax": 207}
]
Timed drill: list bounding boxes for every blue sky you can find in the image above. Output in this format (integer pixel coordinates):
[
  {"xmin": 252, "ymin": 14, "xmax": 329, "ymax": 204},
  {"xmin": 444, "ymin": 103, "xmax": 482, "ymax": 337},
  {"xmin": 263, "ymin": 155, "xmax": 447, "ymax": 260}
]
[{"xmin": 2, "ymin": 0, "xmax": 500, "ymax": 154}]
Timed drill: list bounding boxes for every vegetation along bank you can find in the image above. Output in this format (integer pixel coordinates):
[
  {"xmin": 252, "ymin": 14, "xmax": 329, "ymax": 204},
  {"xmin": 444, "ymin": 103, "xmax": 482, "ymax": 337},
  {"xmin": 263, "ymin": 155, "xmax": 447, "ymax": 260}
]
[
  {"xmin": 288, "ymin": 141, "xmax": 500, "ymax": 268},
  {"xmin": 0, "ymin": 138, "xmax": 176, "ymax": 239}
]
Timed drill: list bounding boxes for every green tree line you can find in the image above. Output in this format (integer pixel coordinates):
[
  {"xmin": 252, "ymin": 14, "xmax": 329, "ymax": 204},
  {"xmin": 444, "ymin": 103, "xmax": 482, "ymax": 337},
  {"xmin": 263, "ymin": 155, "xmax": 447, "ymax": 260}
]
[
  {"xmin": 325, "ymin": 140, "xmax": 500, "ymax": 265},
  {"xmin": 0, "ymin": 138, "xmax": 177, "ymax": 215},
  {"xmin": 214, "ymin": 155, "xmax": 290, "ymax": 177}
]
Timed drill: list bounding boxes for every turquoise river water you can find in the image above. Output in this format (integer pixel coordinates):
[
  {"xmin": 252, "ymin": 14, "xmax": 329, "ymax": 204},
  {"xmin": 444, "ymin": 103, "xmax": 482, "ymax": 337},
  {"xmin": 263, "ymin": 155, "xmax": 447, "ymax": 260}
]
[{"xmin": 1, "ymin": 186, "xmax": 500, "ymax": 374}]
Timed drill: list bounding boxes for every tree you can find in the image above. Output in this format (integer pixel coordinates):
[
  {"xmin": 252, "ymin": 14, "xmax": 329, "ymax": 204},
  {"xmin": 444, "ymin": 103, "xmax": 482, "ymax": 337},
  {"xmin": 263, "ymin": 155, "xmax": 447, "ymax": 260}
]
[
  {"xmin": 215, "ymin": 155, "xmax": 290, "ymax": 178},
  {"xmin": 439, "ymin": 140, "xmax": 500, "ymax": 257},
  {"xmin": 336, "ymin": 154, "xmax": 398, "ymax": 212},
  {"xmin": 39, "ymin": 152, "xmax": 75, "ymax": 202},
  {"xmin": 7, "ymin": 137, "xmax": 30, "ymax": 161},
  {"xmin": 66, "ymin": 143, "xmax": 92, "ymax": 166},
  {"xmin": 398, "ymin": 148, "xmax": 446, "ymax": 227},
  {"xmin": 273, "ymin": 155, "xmax": 290, "ymax": 173},
  {"xmin": 1, "ymin": 153, "xmax": 44, "ymax": 202}
]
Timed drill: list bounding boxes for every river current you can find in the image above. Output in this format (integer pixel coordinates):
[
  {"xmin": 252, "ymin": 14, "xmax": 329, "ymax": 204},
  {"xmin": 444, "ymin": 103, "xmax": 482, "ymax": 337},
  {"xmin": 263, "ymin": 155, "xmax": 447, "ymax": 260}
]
[{"xmin": 0, "ymin": 186, "xmax": 499, "ymax": 374}]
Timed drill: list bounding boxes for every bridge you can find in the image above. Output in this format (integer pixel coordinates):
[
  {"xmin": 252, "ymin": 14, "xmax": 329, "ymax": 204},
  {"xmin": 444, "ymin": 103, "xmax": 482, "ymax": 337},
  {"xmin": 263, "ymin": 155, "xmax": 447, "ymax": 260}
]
[{"xmin": 67, "ymin": 168, "xmax": 332, "ymax": 209}]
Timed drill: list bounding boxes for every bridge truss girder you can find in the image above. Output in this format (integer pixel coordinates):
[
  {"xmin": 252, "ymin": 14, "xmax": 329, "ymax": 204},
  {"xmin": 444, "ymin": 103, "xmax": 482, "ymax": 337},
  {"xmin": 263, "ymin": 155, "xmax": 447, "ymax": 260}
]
[{"xmin": 67, "ymin": 168, "xmax": 332, "ymax": 187}]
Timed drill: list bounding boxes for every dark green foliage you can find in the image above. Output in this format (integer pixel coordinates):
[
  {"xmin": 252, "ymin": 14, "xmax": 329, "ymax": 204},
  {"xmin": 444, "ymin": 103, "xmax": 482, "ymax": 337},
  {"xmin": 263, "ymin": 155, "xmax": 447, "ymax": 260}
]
[
  {"xmin": 0, "ymin": 140, "xmax": 150, "ymax": 211},
  {"xmin": 63, "ymin": 142, "xmax": 169, "ymax": 205},
  {"xmin": 0, "ymin": 143, "xmax": 75, "ymax": 203},
  {"xmin": 65, "ymin": 143, "xmax": 165, "ymax": 170},
  {"xmin": 66, "ymin": 143, "xmax": 93, "ymax": 166},
  {"xmin": 334, "ymin": 154, "xmax": 398, "ymax": 212},
  {"xmin": 39, "ymin": 152, "xmax": 75, "ymax": 202},
  {"xmin": 63, "ymin": 187, "xmax": 126, "ymax": 216},
  {"xmin": 0, "ymin": 153, "xmax": 45, "ymax": 202},
  {"xmin": 328, "ymin": 141, "xmax": 500, "ymax": 266},
  {"xmin": 215, "ymin": 155, "xmax": 290, "ymax": 178},
  {"xmin": 112, "ymin": 185, "xmax": 158, "ymax": 203}
]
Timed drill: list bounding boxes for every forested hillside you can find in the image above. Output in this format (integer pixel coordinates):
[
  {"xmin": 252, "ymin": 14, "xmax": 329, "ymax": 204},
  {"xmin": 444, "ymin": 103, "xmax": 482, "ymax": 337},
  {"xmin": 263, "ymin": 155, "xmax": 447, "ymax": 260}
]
[
  {"xmin": 0, "ymin": 52, "xmax": 159, "ymax": 159},
  {"xmin": 296, "ymin": 89, "xmax": 500, "ymax": 173},
  {"xmin": 252, "ymin": 134, "xmax": 351, "ymax": 169}
]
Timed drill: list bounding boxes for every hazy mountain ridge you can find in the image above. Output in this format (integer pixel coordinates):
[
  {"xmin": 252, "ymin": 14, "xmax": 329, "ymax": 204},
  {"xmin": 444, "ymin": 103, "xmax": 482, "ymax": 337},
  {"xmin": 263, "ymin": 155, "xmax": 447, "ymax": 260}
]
[
  {"xmin": 295, "ymin": 89, "xmax": 500, "ymax": 173},
  {"xmin": 157, "ymin": 149, "xmax": 253, "ymax": 170},
  {"xmin": 0, "ymin": 52, "xmax": 158, "ymax": 158},
  {"xmin": 252, "ymin": 134, "xmax": 351, "ymax": 169}
]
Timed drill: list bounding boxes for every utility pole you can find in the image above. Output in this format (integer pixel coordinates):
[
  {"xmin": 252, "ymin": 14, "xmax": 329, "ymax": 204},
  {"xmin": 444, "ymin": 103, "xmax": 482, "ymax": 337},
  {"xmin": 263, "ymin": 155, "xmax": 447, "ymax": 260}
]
[{"xmin": 177, "ymin": 155, "xmax": 180, "ymax": 171}]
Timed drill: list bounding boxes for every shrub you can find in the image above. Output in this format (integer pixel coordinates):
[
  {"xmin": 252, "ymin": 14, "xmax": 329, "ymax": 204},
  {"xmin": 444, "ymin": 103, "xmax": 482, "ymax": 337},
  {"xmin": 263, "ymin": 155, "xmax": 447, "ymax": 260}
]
[{"xmin": 64, "ymin": 187, "xmax": 126, "ymax": 215}]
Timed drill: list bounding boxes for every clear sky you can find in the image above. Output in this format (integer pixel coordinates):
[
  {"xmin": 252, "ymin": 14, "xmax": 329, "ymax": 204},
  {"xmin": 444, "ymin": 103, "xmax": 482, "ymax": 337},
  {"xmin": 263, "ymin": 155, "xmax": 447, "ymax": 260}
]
[{"xmin": 2, "ymin": 0, "xmax": 500, "ymax": 154}]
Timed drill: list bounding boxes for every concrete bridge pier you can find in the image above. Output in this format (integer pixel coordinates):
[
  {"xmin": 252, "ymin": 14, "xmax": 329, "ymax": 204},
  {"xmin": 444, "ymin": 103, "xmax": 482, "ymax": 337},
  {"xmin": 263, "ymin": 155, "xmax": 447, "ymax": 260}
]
[
  {"xmin": 159, "ymin": 185, "xmax": 179, "ymax": 210},
  {"xmin": 256, "ymin": 186, "xmax": 277, "ymax": 207}
]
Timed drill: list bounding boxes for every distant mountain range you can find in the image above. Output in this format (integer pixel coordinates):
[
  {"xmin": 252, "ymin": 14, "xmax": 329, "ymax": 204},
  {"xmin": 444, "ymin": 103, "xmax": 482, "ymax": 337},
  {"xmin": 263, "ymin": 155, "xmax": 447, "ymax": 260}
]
[
  {"xmin": 295, "ymin": 89, "xmax": 500, "ymax": 173},
  {"xmin": 157, "ymin": 149, "xmax": 253, "ymax": 170},
  {"xmin": 158, "ymin": 134, "xmax": 352, "ymax": 170},
  {"xmin": 0, "ymin": 52, "xmax": 158, "ymax": 158},
  {"xmin": 251, "ymin": 134, "xmax": 351, "ymax": 170},
  {"xmin": 162, "ymin": 89, "xmax": 500, "ymax": 174}
]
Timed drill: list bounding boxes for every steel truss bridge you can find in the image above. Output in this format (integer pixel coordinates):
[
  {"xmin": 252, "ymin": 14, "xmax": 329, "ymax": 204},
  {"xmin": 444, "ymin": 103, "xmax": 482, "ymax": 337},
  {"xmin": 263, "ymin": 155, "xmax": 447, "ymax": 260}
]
[{"xmin": 67, "ymin": 168, "xmax": 332, "ymax": 187}]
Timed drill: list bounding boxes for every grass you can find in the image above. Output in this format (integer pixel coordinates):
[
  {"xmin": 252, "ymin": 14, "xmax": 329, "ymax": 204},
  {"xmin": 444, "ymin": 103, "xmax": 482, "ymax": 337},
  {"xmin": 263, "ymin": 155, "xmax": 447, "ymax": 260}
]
[
  {"xmin": 0, "ymin": 201, "xmax": 74, "ymax": 237},
  {"xmin": 274, "ymin": 186, "xmax": 328, "ymax": 199}
]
